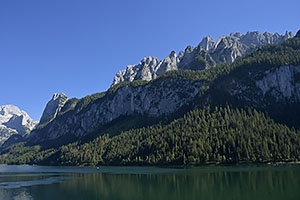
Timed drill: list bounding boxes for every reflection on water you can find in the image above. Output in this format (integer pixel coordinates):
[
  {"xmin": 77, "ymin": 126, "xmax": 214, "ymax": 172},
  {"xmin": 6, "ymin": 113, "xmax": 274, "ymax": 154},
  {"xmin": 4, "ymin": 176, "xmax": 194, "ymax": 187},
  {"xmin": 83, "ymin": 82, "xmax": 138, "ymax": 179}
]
[
  {"xmin": 0, "ymin": 188, "xmax": 33, "ymax": 200},
  {"xmin": 0, "ymin": 165, "xmax": 300, "ymax": 200},
  {"xmin": 0, "ymin": 176, "xmax": 72, "ymax": 189}
]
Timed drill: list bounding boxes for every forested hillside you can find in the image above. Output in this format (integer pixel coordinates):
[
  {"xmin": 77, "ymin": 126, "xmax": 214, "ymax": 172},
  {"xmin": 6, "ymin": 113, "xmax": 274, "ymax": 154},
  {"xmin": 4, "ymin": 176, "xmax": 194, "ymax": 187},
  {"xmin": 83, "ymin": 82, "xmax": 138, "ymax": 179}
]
[
  {"xmin": 1, "ymin": 106, "xmax": 299, "ymax": 166},
  {"xmin": 0, "ymin": 35, "xmax": 300, "ymax": 166}
]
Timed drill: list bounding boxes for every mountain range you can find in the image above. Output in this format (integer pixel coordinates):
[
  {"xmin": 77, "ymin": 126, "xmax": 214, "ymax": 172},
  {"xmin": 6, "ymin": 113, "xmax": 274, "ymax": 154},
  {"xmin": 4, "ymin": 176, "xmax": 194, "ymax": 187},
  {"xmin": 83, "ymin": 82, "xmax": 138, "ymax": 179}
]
[
  {"xmin": 1, "ymin": 30, "xmax": 300, "ymax": 166},
  {"xmin": 29, "ymin": 30, "xmax": 296, "ymax": 144},
  {"xmin": 112, "ymin": 31, "xmax": 293, "ymax": 85}
]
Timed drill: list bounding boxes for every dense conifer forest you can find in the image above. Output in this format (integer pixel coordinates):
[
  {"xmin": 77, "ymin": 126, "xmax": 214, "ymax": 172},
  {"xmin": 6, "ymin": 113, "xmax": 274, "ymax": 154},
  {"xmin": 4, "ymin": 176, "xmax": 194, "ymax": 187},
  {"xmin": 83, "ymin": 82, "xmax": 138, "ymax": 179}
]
[
  {"xmin": 0, "ymin": 36, "xmax": 300, "ymax": 166},
  {"xmin": 1, "ymin": 106, "xmax": 299, "ymax": 166}
]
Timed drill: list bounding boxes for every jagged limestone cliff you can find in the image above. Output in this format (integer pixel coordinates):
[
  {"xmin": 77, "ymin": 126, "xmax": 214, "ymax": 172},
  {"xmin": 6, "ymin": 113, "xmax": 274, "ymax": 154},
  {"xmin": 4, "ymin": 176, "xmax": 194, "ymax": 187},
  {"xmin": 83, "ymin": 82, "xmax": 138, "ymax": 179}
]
[
  {"xmin": 28, "ymin": 31, "xmax": 300, "ymax": 145},
  {"xmin": 30, "ymin": 64, "xmax": 300, "ymax": 143},
  {"xmin": 223, "ymin": 66, "xmax": 300, "ymax": 104},
  {"xmin": 112, "ymin": 31, "xmax": 293, "ymax": 85},
  {"xmin": 30, "ymin": 78, "xmax": 203, "ymax": 142},
  {"xmin": 255, "ymin": 66, "xmax": 300, "ymax": 101},
  {"xmin": 39, "ymin": 93, "xmax": 68, "ymax": 124}
]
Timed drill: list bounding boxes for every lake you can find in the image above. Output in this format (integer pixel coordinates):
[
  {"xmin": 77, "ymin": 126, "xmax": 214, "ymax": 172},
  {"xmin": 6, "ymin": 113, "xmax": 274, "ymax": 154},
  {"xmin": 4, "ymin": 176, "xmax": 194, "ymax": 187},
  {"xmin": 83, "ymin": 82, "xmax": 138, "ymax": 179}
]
[{"xmin": 0, "ymin": 164, "xmax": 299, "ymax": 200}]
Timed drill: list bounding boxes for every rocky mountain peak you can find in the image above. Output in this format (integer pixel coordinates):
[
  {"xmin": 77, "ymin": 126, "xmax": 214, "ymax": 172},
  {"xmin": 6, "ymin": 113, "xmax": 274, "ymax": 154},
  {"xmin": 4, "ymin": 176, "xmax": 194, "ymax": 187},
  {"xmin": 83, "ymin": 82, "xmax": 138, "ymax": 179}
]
[
  {"xmin": 168, "ymin": 50, "xmax": 177, "ymax": 58},
  {"xmin": 284, "ymin": 31, "xmax": 293, "ymax": 39},
  {"xmin": 0, "ymin": 105, "xmax": 38, "ymax": 145},
  {"xmin": 184, "ymin": 45, "xmax": 195, "ymax": 54},
  {"xmin": 0, "ymin": 105, "xmax": 21, "ymax": 116},
  {"xmin": 52, "ymin": 93, "xmax": 67, "ymax": 101},
  {"xmin": 199, "ymin": 35, "xmax": 215, "ymax": 51},
  {"xmin": 141, "ymin": 56, "xmax": 156, "ymax": 65},
  {"xmin": 39, "ymin": 93, "xmax": 68, "ymax": 124},
  {"xmin": 112, "ymin": 31, "xmax": 294, "ymax": 86},
  {"xmin": 0, "ymin": 105, "xmax": 37, "ymax": 128},
  {"xmin": 155, "ymin": 51, "xmax": 179, "ymax": 76},
  {"xmin": 230, "ymin": 32, "xmax": 243, "ymax": 37}
]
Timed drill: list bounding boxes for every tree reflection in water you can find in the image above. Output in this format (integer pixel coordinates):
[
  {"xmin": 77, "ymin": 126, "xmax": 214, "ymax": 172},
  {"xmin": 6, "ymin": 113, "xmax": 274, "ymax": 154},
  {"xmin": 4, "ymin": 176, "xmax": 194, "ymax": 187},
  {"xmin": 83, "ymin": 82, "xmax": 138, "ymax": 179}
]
[{"xmin": 0, "ymin": 165, "xmax": 299, "ymax": 200}]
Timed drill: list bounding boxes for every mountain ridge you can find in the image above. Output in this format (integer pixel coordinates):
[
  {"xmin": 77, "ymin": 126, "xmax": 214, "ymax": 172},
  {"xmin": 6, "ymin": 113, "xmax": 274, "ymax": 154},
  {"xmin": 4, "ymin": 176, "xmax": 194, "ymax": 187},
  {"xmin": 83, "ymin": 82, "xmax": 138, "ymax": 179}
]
[
  {"xmin": 1, "ymin": 30, "xmax": 300, "ymax": 167},
  {"xmin": 26, "ymin": 34, "xmax": 300, "ymax": 146},
  {"xmin": 112, "ymin": 31, "xmax": 293, "ymax": 86}
]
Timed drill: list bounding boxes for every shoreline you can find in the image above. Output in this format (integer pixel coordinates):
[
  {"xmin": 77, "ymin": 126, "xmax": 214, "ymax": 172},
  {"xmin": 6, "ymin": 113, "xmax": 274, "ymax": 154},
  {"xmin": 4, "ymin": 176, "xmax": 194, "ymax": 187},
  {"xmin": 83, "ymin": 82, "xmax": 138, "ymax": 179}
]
[{"xmin": 1, "ymin": 160, "xmax": 299, "ymax": 168}]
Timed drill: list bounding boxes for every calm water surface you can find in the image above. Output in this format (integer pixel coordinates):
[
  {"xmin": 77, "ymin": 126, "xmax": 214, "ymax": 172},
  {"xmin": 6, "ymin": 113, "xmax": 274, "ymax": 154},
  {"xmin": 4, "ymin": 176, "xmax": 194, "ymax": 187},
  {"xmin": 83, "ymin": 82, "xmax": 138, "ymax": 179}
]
[{"xmin": 0, "ymin": 164, "xmax": 299, "ymax": 200}]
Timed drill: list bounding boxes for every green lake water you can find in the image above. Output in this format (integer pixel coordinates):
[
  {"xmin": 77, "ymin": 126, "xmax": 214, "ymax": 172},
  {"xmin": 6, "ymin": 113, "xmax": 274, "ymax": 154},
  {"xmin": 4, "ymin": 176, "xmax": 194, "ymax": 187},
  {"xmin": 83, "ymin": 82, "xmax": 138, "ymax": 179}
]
[{"xmin": 0, "ymin": 164, "xmax": 299, "ymax": 200}]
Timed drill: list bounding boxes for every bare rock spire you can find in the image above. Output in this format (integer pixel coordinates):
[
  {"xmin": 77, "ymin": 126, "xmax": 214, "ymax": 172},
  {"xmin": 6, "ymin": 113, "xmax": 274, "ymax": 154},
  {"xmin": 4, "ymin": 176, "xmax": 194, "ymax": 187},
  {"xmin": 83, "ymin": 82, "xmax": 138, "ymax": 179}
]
[{"xmin": 39, "ymin": 93, "xmax": 68, "ymax": 124}]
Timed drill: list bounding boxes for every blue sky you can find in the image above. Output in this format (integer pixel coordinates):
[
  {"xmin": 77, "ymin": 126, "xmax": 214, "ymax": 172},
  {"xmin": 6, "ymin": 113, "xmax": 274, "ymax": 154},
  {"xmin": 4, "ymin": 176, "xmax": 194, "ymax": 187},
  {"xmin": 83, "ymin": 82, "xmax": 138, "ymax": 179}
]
[{"xmin": 0, "ymin": 0, "xmax": 299, "ymax": 120}]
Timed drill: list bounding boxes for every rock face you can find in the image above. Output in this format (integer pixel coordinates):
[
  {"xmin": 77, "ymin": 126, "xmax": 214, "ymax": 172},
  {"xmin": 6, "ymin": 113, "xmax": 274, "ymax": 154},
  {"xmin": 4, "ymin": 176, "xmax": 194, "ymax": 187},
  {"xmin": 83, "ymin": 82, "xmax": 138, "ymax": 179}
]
[
  {"xmin": 0, "ymin": 105, "xmax": 38, "ymax": 145},
  {"xmin": 225, "ymin": 65, "xmax": 300, "ymax": 105},
  {"xmin": 30, "ymin": 78, "xmax": 203, "ymax": 142},
  {"xmin": 113, "ymin": 52, "xmax": 180, "ymax": 85},
  {"xmin": 31, "ymin": 66, "xmax": 300, "ymax": 144},
  {"xmin": 112, "ymin": 31, "xmax": 293, "ymax": 85},
  {"xmin": 39, "ymin": 93, "xmax": 68, "ymax": 124},
  {"xmin": 26, "ymin": 31, "xmax": 299, "ymax": 145},
  {"xmin": 255, "ymin": 66, "xmax": 300, "ymax": 101}
]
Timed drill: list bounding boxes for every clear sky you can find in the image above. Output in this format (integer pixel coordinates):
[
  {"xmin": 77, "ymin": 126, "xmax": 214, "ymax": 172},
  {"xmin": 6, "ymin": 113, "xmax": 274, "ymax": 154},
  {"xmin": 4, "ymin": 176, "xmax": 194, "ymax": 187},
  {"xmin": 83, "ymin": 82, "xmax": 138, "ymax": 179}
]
[{"xmin": 0, "ymin": 0, "xmax": 299, "ymax": 120}]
